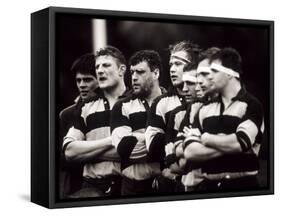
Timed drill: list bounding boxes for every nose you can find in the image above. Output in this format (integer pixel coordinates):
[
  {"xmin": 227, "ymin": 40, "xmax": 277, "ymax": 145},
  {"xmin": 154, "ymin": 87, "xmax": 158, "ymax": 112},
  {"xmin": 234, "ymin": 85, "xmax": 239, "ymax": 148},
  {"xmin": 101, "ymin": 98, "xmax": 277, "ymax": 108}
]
[
  {"xmin": 170, "ymin": 64, "xmax": 176, "ymax": 74},
  {"xmin": 132, "ymin": 72, "xmax": 138, "ymax": 82},
  {"xmin": 96, "ymin": 65, "xmax": 104, "ymax": 76},
  {"xmin": 79, "ymin": 80, "xmax": 86, "ymax": 89},
  {"xmin": 182, "ymin": 82, "xmax": 189, "ymax": 92},
  {"xmin": 197, "ymin": 75, "xmax": 203, "ymax": 85}
]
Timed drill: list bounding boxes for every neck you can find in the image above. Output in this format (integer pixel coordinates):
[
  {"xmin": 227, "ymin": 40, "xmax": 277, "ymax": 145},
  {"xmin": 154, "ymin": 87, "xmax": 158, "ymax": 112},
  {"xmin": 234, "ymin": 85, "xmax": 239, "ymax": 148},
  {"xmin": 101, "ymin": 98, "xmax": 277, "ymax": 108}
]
[
  {"xmin": 221, "ymin": 79, "xmax": 241, "ymax": 104},
  {"xmin": 176, "ymin": 87, "xmax": 184, "ymax": 96},
  {"xmin": 146, "ymin": 83, "xmax": 161, "ymax": 106},
  {"xmin": 103, "ymin": 82, "xmax": 126, "ymax": 106}
]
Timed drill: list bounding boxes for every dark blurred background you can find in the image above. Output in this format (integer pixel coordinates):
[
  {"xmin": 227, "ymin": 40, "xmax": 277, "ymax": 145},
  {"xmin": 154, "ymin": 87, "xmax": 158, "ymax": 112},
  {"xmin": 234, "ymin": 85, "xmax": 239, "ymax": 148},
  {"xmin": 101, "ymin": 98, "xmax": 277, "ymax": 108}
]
[{"xmin": 55, "ymin": 13, "xmax": 270, "ymax": 186}]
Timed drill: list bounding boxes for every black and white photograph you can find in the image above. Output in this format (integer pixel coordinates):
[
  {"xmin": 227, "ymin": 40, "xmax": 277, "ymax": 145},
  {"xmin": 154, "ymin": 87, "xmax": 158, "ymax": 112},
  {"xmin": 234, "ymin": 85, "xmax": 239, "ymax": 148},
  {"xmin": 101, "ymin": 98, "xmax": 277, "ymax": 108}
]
[
  {"xmin": 55, "ymin": 9, "xmax": 273, "ymax": 202},
  {"xmin": 31, "ymin": 6, "xmax": 274, "ymax": 208}
]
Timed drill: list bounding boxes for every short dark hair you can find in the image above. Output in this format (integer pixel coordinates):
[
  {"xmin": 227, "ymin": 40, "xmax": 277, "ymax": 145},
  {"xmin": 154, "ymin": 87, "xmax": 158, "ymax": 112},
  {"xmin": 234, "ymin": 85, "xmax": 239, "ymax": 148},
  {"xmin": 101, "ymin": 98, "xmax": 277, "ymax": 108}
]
[
  {"xmin": 210, "ymin": 47, "xmax": 242, "ymax": 74},
  {"xmin": 199, "ymin": 47, "xmax": 221, "ymax": 63},
  {"xmin": 183, "ymin": 59, "xmax": 199, "ymax": 72},
  {"xmin": 169, "ymin": 40, "xmax": 201, "ymax": 63},
  {"xmin": 129, "ymin": 50, "xmax": 162, "ymax": 73},
  {"xmin": 71, "ymin": 53, "xmax": 96, "ymax": 77},
  {"xmin": 95, "ymin": 46, "xmax": 126, "ymax": 66}
]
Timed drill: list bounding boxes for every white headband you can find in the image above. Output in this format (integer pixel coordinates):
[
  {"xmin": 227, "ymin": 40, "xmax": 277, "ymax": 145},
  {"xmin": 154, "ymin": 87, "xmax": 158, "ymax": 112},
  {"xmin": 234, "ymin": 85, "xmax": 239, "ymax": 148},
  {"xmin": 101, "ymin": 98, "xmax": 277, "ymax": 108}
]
[
  {"xmin": 197, "ymin": 66, "xmax": 212, "ymax": 74},
  {"xmin": 210, "ymin": 63, "xmax": 240, "ymax": 78},
  {"xmin": 171, "ymin": 54, "xmax": 191, "ymax": 64},
  {"xmin": 182, "ymin": 73, "xmax": 197, "ymax": 83}
]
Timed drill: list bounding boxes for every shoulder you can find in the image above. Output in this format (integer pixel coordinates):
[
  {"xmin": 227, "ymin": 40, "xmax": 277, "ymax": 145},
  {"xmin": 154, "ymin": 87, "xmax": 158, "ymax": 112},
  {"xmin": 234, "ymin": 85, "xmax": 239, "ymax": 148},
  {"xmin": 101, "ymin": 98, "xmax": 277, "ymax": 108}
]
[
  {"xmin": 113, "ymin": 94, "xmax": 135, "ymax": 111},
  {"xmin": 59, "ymin": 103, "xmax": 77, "ymax": 121},
  {"xmin": 170, "ymin": 104, "xmax": 186, "ymax": 117},
  {"xmin": 242, "ymin": 91, "xmax": 262, "ymax": 106}
]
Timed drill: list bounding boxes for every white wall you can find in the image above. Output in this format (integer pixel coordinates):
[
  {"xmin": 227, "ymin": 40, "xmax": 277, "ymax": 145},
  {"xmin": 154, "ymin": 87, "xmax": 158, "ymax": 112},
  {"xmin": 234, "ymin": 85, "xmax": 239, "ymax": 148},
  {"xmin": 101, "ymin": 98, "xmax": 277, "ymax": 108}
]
[{"xmin": 0, "ymin": 0, "xmax": 279, "ymax": 214}]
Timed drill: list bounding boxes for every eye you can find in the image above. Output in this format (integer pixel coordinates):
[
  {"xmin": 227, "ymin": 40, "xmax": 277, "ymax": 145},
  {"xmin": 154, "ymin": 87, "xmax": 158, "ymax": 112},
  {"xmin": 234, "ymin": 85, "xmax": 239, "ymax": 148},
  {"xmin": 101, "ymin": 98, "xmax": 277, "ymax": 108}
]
[
  {"xmin": 84, "ymin": 78, "xmax": 93, "ymax": 82},
  {"xmin": 137, "ymin": 70, "xmax": 145, "ymax": 75},
  {"xmin": 103, "ymin": 63, "xmax": 111, "ymax": 68},
  {"xmin": 202, "ymin": 72, "xmax": 210, "ymax": 77}
]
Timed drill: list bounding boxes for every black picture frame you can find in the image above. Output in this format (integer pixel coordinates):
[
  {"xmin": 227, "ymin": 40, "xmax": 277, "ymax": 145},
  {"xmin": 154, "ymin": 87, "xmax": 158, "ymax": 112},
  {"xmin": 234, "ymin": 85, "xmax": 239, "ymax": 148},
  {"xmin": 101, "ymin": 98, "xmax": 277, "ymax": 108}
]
[{"xmin": 31, "ymin": 6, "xmax": 274, "ymax": 208}]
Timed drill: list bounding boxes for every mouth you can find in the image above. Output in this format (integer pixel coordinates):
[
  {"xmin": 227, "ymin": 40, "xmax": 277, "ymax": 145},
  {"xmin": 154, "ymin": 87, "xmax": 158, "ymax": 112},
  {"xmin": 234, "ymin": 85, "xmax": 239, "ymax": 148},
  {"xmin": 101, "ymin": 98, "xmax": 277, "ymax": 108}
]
[
  {"xmin": 133, "ymin": 83, "xmax": 140, "ymax": 87},
  {"xmin": 98, "ymin": 77, "xmax": 107, "ymax": 82},
  {"xmin": 184, "ymin": 95, "xmax": 192, "ymax": 101},
  {"xmin": 171, "ymin": 75, "xmax": 178, "ymax": 81},
  {"xmin": 80, "ymin": 90, "xmax": 88, "ymax": 95}
]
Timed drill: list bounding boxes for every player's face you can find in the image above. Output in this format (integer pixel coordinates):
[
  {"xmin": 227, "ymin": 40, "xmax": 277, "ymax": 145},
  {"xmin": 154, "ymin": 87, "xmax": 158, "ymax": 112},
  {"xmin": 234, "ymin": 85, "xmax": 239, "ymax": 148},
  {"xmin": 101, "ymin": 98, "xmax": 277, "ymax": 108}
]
[
  {"xmin": 195, "ymin": 83, "xmax": 204, "ymax": 98},
  {"xmin": 169, "ymin": 51, "xmax": 189, "ymax": 88},
  {"xmin": 197, "ymin": 59, "xmax": 215, "ymax": 95},
  {"xmin": 95, "ymin": 55, "xmax": 123, "ymax": 90},
  {"xmin": 130, "ymin": 61, "xmax": 154, "ymax": 97},
  {"xmin": 211, "ymin": 59, "xmax": 229, "ymax": 91},
  {"xmin": 182, "ymin": 70, "xmax": 197, "ymax": 103},
  {"xmin": 76, "ymin": 73, "xmax": 98, "ymax": 100}
]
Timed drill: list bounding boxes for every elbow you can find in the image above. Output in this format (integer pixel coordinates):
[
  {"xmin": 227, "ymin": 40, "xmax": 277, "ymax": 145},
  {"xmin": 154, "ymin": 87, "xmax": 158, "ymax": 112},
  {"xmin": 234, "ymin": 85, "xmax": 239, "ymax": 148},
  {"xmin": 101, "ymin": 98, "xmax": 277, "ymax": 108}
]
[
  {"xmin": 229, "ymin": 144, "xmax": 244, "ymax": 153},
  {"xmin": 184, "ymin": 144, "xmax": 197, "ymax": 160},
  {"xmin": 64, "ymin": 143, "xmax": 78, "ymax": 162}
]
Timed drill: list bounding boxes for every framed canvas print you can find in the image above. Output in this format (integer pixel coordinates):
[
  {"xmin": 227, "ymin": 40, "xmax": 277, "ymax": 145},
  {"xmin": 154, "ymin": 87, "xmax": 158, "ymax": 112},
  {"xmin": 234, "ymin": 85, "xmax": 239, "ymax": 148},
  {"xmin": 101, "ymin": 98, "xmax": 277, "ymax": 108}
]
[{"xmin": 31, "ymin": 6, "xmax": 274, "ymax": 208}]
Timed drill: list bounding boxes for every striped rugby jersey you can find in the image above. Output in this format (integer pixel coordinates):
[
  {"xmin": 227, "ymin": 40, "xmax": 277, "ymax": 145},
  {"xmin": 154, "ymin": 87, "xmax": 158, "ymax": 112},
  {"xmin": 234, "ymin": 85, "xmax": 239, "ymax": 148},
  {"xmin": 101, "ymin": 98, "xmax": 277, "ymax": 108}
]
[
  {"xmin": 192, "ymin": 88, "xmax": 264, "ymax": 179},
  {"xmin": 145, "ymin": 87, "xmax": 186, "ymax": 163},
  {"xmin": 63, "ymin": 90, "xmax": 130, "ymax": 179},
  {"xmin": 166, "ymin": 99, "xmax": 205, "ymax": 144},
  {"xmin": 111, "ymin": 91, "xmax": 166, "ymax": 180},
  {"xmin": 166, "ymin": 101, "xmax": 205, "ymax": 187}
]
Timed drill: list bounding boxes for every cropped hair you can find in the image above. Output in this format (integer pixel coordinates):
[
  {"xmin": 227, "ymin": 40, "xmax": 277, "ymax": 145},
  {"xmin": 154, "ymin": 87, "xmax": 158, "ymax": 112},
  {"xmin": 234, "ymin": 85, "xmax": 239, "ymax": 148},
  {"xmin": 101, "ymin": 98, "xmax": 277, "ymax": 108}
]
[
  {"xmin": 210, "ymin": 47, "xmax": 242, "ymax": 75},
  {"xmin": 199, "ymin": 47, "xmax": 221, "ymax": 63},
  {"xmin": 129, "ymin": 50, "xmax": 162, "ymax": 73},
  {"xmin": 169, "ymin": 40, "xmax": 201, "ymax": 63},
  {"xmin": 95, "ymin": 46, "xmax": 126, "ymax": 66},
  {"xmin": 71, "ymin": 53, "xmax": 96, "ymax": 77}
]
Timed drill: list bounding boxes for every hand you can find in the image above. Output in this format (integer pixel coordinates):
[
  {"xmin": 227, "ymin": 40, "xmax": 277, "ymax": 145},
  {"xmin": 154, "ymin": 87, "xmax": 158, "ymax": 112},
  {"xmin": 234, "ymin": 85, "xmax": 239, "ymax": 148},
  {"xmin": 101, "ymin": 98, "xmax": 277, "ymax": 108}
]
[
  {"xmin": 183, "ymin": 127, "xmax": 201, "ymax": 137},
  {"xmin": 175, "ymin": 142, "xmax": 184, "ymax": 157},
  {"xmin": 201, "ymin": 132, "xmax": 211, "ymax": 146},
  {"xmin": 165, "ymin": 142, "xmax": 175, "ymax": 155},
  {"xmin": 170, "ymin": 162, "xmax": 185, "ymax": 175}
]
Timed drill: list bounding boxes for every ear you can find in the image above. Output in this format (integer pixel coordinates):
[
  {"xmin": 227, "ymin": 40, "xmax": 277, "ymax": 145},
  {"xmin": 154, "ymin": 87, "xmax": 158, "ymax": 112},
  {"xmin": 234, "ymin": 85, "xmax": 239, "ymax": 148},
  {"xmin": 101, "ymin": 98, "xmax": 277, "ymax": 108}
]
[
  {"xmin": 119, "ymin": 64, "xmax": 127, "ymax": 77},
  {"xmin": 152, "ymin": 68, "xmax": 160, "ymax": 80}
]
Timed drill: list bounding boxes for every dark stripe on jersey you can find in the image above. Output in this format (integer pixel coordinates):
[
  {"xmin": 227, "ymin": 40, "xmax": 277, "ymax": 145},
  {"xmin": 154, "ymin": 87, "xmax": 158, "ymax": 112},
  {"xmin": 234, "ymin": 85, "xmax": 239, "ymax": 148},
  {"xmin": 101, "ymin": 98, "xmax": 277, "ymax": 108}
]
[
  {"xmin": 129, "ymin": 112, "xmax": 147, "ymax": 131},
  {"xmin": 148, "ymin": 133, "xmax": 166, "ymax": 163},
  {"xmin": 201, "ymin": 153, "xmax": 259, "ymax": 174},
  {"xmin": 164, "ymin": 110, "xmax": 173, "ymax": 127},
  {"xmin": 85, "ymin": 110, "xmax": 110, "ymax": 133},
  {"xmin": 73, "ymin": 116, "xmax": 87, "ymax": 134},
  {"xmin": 166, "ymin": 104, "xmax": 189, "ymax": 143},
  {"xmin": 148, "ymin": 114, "xmax": 166, "ymax": 131},
  {"xmin": 236, "ymin": 130, "xmax": 252, "ymax": 152},
  {"xmin": 110, "ymin": 100, "xmax": 130, "ymax": 132},
  {"xmin": 202, "ymin": 115, "xmax": 242, "ymax": 134},
  {"xmin": 117, "ymin": 136, "xmax": 138, "ymax": 162}
]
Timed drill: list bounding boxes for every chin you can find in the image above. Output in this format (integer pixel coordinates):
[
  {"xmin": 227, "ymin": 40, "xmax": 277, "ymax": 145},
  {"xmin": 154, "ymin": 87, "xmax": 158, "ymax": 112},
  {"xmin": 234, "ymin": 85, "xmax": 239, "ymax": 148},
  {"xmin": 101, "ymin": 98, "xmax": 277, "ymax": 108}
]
[{"xmin": 99, "ymin": 84, "xmax": 109, "ymax": 90}]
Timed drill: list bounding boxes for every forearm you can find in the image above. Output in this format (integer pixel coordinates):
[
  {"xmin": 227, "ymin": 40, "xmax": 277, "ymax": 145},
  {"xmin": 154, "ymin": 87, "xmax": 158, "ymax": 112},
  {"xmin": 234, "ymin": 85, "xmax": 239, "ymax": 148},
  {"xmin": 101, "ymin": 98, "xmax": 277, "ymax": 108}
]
[
  {"xmin": 94, "ymin": 147, "xmax": 120, "ymax": 161},
  {"xmin": 202, "ymin": 133, "xmax": 242, "ymax": 153},
  {"xmin": 169, "ymin": 162, "xmax": 185, "ymax": 175},
  {"xmin": 184, "ymin": 142, "xmax": 223, "ymax": 162},
  {"xmin": 65, "ymin": 136, "xmax": 112, "ymax": 161},
  {"xmin": 75, "ymin": 146, "xmax": 112, "ymax": 163},
  {"xmin": 130, "ymin": 132, "xmax": 147, "ymax": 159}
]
